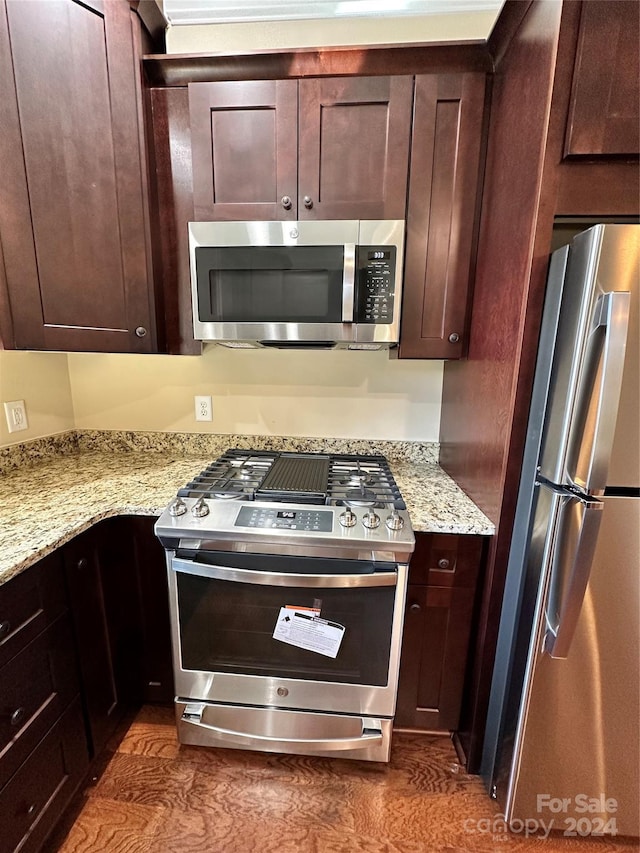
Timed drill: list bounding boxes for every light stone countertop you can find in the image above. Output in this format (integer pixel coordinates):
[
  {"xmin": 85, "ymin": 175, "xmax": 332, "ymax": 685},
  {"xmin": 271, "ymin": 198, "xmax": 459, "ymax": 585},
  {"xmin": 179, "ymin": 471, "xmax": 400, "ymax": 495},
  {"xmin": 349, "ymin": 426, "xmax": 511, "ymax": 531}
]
[{"xmin": 0, "ymin": 447, "xmax": 494, "ymax": 586}]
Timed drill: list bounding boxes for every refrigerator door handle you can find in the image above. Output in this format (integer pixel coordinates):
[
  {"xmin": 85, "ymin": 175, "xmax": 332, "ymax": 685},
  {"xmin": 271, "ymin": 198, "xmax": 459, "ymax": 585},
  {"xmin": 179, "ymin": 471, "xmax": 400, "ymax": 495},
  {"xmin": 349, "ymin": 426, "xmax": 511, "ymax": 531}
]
[
  {"xmin": 565, "ymin": 291, "xmax": 630, "ymax": 494},
  {"xmin": 543, "ymin": 498, "xmax": 603, "ymax": 659}
]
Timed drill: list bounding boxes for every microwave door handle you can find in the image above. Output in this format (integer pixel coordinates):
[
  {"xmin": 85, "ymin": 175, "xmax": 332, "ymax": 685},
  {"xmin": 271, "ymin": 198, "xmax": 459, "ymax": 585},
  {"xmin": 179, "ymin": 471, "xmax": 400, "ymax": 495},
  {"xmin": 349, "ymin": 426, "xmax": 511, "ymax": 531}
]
[
  {"xmin": 565, "ymin": 291, "xmax": 630, "ymax": 494},
  {"xmin": 171, "ymin": 556, "xmax": 398, "ymax": 588},
  {"xmin": 342, "ymin": 244, "xmax": 357, "ymax": 322}
]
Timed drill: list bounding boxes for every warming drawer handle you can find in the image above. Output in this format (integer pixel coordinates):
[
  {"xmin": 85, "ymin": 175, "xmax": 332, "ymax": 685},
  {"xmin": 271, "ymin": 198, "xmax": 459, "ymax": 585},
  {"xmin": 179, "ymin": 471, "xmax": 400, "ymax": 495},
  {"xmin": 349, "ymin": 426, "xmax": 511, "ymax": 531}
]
[
  {"xmin": 181, "ymin": 710, "xmax": 383, "ymax": 753},
  {"xmin": 171, "ymin": 556, "xmax": 398, "ymax": 588}
]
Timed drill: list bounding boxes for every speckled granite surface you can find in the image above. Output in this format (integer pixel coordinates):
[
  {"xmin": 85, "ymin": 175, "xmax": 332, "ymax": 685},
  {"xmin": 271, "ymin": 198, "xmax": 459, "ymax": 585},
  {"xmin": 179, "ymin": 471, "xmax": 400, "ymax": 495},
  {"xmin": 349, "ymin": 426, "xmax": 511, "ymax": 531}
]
[{"xmin": 0, "ymin": 432, "xmax": 493, "ymax": 585}]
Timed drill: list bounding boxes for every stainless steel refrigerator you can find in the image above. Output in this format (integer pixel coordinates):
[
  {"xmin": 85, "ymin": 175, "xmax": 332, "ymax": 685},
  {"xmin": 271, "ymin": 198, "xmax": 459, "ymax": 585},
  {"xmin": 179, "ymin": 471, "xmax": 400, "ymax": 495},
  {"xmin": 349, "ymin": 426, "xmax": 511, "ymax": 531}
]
[{"xmin": 482, "ymin": 224, "xmax": 639, "ymax": 837}]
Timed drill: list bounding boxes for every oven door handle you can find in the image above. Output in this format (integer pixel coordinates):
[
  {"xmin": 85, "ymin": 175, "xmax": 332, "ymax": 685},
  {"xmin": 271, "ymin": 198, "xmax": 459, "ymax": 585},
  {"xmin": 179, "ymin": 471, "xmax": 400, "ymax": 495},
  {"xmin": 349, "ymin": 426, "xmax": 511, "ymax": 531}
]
[
  {"xmin": 181, "ymin": 710, "xmax": 383, "ymax": 752},
  {"xmin": 171, "ymin": 556, "xmax": 398, "ymax": 588}
]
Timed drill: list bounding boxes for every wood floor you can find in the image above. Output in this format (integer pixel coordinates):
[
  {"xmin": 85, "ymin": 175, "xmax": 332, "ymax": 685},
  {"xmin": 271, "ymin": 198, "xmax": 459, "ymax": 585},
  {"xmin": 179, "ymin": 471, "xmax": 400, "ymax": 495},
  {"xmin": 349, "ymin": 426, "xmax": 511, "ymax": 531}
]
[{"xmin": 44, "ymin": 706, "xmax": 638, "ymax": 853}]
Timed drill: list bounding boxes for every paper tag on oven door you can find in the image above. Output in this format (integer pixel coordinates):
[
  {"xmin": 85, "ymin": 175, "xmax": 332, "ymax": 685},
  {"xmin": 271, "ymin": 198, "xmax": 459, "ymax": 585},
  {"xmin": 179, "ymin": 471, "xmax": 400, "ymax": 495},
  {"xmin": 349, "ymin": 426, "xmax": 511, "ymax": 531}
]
[{"xmin": 273, "ymin": 606, "xmax": 345, "ymax": 658}]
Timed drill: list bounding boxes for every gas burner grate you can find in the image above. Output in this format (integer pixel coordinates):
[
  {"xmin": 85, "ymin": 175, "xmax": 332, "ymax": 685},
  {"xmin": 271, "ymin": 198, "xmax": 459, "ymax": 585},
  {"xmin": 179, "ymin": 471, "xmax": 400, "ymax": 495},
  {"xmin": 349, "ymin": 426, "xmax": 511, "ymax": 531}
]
[
  {"xmin": 177, "ymin": 451, "xmax": 275, "ymax": 499},
  {"xmin": 176, "ymin": 449, "xmax": 405, "ymax": 509},
  {"xmin": 327, "ymin": 454, "xmax": 405, "ymax": 509}
]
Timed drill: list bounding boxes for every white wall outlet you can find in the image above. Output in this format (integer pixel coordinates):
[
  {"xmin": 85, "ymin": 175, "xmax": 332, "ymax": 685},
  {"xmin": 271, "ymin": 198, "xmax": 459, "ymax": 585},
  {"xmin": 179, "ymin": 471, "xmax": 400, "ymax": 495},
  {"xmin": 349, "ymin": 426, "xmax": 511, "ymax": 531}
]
[
  {"xmin": 194, "ymin": 395, "xmax": 213, "ymax": 422},
  {"xmin": 4, "ymin": 399, "xmax": 29, "ymax": 433}
]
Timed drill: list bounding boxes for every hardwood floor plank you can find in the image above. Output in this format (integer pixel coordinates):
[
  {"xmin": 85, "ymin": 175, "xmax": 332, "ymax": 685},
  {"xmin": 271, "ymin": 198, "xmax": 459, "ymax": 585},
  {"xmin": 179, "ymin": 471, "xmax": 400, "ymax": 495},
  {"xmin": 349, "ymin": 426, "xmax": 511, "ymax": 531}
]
[{"xmin": 46, "ymin": 797, "xmax": 163, "ymax": 853}]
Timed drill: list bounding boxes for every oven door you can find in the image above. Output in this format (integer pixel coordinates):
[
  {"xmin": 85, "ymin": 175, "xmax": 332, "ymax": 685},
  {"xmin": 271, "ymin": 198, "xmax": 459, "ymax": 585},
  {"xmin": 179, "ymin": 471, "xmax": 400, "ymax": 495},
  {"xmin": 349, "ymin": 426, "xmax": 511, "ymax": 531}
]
[{"xmin": 166, "ymin": 550, "xmax": 408, "ymax": 719}]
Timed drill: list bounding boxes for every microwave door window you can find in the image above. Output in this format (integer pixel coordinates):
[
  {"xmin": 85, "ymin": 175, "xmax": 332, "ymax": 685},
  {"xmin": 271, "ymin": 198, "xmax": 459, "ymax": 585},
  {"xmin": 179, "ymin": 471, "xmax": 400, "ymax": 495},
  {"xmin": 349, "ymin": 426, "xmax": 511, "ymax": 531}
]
[{"xmin": 197, "ymin": 246, "xmax": 344, "ymax": 323}]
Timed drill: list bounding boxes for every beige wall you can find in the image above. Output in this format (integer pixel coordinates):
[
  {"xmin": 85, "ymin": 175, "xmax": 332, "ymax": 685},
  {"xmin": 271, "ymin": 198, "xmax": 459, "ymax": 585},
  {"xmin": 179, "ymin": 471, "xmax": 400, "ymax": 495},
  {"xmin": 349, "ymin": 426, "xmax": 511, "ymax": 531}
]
[
  {"xmin": 0, "ymin": 351, "xmax": 74, "ymax": 447},
  {"xmin": 165, "ymin": 11, "xmax": 498, "ymax": 53},
  {"xmin": 67, "ymin": 347, "xmax": 443, "ymax": 441}
]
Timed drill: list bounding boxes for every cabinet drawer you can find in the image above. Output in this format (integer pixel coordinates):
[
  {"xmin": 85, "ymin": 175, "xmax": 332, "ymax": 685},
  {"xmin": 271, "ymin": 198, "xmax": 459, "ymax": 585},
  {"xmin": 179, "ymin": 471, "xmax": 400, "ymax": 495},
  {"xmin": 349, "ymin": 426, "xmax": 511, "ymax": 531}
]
[
  {"xmin": 0, "ymin": 552, "xmax": 67, "ymax": 669},
  {"xmin": 0, "ymin": 616, "xmax": 82, "ymax": 791},
  {"xmin": 408, "ymin": 533, "xmax": 485, "ymax": 588},
  {"xmin": 0, "ymin": 697, "xmax": 88, "ymax": 853}
]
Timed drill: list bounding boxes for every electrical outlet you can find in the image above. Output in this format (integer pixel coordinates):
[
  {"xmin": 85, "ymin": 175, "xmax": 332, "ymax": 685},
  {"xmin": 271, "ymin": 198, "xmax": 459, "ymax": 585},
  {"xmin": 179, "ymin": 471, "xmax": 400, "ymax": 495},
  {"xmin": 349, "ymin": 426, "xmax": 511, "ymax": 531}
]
[
  {"xmin": 194, "ymin": 395, "xmax": 212, "ymax": 422},
  {"xmin": 4, "ymin": 399, "xmax": 29, "ymax": 433}
]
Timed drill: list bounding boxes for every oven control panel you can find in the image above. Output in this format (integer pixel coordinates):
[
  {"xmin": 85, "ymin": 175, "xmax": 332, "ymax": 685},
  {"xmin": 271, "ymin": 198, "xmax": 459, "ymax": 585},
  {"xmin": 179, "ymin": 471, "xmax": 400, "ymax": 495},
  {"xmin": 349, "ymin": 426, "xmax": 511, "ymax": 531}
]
[
  {"xmin": 235, "ymin": 506, "xmax": 333, "ymax": 532},
  {"xmin": 355, "ymin": 246, "xmax": 396, "ymax": 324}
]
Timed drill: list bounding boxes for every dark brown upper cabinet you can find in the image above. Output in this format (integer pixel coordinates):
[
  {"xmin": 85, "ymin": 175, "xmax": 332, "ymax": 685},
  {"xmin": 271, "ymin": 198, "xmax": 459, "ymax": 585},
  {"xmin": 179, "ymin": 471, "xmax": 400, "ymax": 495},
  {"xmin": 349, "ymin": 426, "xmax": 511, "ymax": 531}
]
[
  {"xmin": 564, "ymin": 0, "xmax": 639, "ymax": 158},
  {"xmin": 398, "ymin": 73, "xmax": 486, "ymax": 359},
  {"xmin": 189, "ymin": 76, "xmax": 413, "ymax": 221},
  {"xmin": 0, "ymin": 0, "xmax": 159, "ymax": 353}
]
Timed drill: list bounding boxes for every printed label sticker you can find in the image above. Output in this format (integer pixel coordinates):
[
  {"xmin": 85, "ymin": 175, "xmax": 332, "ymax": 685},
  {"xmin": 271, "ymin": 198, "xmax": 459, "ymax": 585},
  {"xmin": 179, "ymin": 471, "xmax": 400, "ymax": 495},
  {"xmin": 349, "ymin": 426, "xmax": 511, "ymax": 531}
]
[{"xmin": 273, "ymin": 606, "xmax": 345, "ymax": 658}]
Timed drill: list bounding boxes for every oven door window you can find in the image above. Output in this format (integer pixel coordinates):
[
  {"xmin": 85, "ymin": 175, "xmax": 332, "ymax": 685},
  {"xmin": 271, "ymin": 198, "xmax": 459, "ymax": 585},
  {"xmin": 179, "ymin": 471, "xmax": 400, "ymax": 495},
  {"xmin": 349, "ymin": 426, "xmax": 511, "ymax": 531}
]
[
  {"xmin": 175, "ymin": 560, "xmax": 396, "ymax": 686},
  {"xmin": 195, "ymin": 246, "xmax": 344, "ymax": 323}
]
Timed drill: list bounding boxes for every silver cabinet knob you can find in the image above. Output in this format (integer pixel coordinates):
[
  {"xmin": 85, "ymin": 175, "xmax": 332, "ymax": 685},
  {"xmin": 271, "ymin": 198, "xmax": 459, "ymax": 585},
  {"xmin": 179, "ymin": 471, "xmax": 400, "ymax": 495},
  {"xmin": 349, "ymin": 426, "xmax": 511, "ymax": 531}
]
[
  {"xmin": 339, "ymin": 509, "xmax": 357, "ymax": 528},
  {"xmin": 10, "ymin": 707, "xmax": 25, "ymax": 727},
  {"xmin": 448, "ymin": 332, "xmax": 460, "ymax": 343},
  {"xmin": 385, "ymin": 511, "xmax": 404, "ymax": 531},
  {"xmin": 168, "ymin": 497, "xmax": 187, "ymax": 517},
  {"xmin": 362, "ymin": 510, "xmax": 380, "ymax": 529},
  {"xmin": 438, "ymin": 558, "xmax": 451, "ymax": 569},
  {"xmin": 192, "ymin": 497, "xmax": 210, "ymax": 518},
  {"xmin": 281, "ymin": 195, "xmax": 292, "ymax": 210},
  {"xmin": 135, "ymin": 326, "xmax": 148, "ymax": 338},
  {"xmin": 0, "ymin": 620, "xmax": 11, "ymax": 639},
  {"xmin": 410, "ymin": 603, "xmax": 422, "ymax": 613},
  {"xmin": 303, "ymin": 195, "xmax": 313, "ymax": 209}
]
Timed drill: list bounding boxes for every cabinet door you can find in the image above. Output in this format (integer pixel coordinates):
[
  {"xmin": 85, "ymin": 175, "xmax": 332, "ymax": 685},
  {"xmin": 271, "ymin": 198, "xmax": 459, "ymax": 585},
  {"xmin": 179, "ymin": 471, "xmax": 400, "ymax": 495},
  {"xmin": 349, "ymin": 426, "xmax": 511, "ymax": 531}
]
[
  {"xmin": 64, "ymin": 528, "xmax": 131, "ymax": 756},
  {"xmin": 298, "ymin": 76, "xmax": 413, "ymax": 220},
  {"xmin": 399, "ymin": 73, "xmax": 486, "ymax": 359},
  {"xmin": 0, "ymin": 0, "xmax": 155, "ymax": 352},
  {"xmin": 189, "ymin": 80, "xmax": 298, "ymax": 221},
  {"xmin": 395, "ymin": 584, "xmax": 476, "ymax": 731},
  {"xmin": 129, "ymin": 517, "xmax": 174, "ymax": 705},
  {"xmin": 564, "ymin": 1, "xmax": 639, "ymax": 157}
]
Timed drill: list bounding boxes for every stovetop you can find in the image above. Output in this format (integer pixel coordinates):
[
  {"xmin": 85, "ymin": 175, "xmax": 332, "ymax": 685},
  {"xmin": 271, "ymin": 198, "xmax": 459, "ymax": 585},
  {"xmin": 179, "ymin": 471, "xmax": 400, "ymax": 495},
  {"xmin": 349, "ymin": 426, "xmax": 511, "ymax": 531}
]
[
  {"xmin": 176, "ymin": 449, "xmax": 406, "ymax": 509},
  {"xmin": 155, "ymin": 449, "xmax": 415, "ymax": 558}
]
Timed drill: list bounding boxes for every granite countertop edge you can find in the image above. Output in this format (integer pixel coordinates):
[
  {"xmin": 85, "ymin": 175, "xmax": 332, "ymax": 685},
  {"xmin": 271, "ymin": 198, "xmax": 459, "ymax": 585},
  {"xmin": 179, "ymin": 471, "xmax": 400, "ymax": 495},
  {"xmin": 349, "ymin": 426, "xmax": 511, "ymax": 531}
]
[{"xmin": 0, "ymin": 432, "xmax": 495, "ymax": 586}]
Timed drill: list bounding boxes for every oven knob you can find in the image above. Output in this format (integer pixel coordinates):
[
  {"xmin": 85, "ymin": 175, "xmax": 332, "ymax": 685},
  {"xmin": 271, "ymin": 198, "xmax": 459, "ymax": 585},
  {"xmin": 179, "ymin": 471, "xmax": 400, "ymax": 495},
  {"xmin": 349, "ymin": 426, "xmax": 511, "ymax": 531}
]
[
  {"xmin": 362, "ymin": 510, "xmax": 380, "ymax": 529},
  {"xmin": 339, "ymin": 508, "xmax": 357, "ymax": 528},
  {"xmin": 168, "ymin": 497, "xmax": 187, "ymax": 517},
  {"xmin": 385, "ymin": 510, "xmax": 404, "ymax": 531},
  {"xmin": 191, "ymin": 497, "xmax": 210, "ymax": 518}
]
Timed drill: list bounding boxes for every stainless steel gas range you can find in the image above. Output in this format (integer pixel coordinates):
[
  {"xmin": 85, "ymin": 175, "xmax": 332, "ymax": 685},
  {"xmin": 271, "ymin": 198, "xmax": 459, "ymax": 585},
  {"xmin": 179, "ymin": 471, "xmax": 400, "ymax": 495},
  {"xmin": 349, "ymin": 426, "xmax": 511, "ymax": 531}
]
[{"xmin": 155, "ymin": 449, "xmax": 415, "ymax": 762}]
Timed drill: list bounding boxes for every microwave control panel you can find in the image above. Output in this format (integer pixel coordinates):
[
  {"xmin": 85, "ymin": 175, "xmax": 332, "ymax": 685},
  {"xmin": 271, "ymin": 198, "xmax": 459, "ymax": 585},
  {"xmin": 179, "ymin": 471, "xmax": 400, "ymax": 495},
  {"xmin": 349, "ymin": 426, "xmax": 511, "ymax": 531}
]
[{"xmin": 355, "ymin": 246, "xmax": 396, "ymax": 324}]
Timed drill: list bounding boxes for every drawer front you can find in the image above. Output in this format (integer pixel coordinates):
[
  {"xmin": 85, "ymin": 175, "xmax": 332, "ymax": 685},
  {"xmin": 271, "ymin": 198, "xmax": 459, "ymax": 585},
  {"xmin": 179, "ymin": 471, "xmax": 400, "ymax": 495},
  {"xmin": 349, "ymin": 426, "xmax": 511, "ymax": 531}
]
[
  {"xmin": 0, "ymin": 698, "xmax": 88, "ymax": 853},
  {"xmin": 0, "ymin": 552, "xmax": 67, "ymax": 669},
  {"xmin": 408, "ymin": 533, "xmax": 485, "ymax": 588},
  {"xmin": 0, "ymin": 616, "xmax": 82, "ymax": 790}
]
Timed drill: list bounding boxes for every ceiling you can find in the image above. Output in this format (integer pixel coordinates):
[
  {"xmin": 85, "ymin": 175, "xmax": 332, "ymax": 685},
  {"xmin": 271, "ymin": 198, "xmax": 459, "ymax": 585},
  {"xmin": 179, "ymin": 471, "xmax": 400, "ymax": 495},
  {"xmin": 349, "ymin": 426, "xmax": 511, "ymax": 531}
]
[{"xmin": 163, "ymin": 0, "xmax": 505, "ymax": 30}]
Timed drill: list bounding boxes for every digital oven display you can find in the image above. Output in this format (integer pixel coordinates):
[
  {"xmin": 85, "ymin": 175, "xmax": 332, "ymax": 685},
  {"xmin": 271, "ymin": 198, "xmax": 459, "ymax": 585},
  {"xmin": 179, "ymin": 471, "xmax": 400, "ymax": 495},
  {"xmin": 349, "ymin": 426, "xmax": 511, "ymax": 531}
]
[
  {"xmin": 235, "ymin": 506, "xmax": 333, "ymax": 532},
  {"xmin": 368, "ymin": 250, "xmax": 391, "ymax": 260}
]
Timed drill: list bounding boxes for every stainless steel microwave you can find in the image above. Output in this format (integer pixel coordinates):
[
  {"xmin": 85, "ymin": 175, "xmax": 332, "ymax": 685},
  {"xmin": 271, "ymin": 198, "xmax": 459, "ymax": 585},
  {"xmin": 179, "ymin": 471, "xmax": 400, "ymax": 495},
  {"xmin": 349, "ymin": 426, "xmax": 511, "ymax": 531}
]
[{"xmin": 189, "ymin": 220, "xmax": 405, "ymax": 349}]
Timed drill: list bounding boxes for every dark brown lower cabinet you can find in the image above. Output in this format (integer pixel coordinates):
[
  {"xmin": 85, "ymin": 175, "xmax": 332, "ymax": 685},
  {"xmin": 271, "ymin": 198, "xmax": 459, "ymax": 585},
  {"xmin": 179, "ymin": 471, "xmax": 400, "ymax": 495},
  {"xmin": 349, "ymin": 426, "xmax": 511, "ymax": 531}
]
[
  {"xmin": 0, "ymin": 515, "xmax": 175, "ymax": 853},
  {"xmin": 395, "ymin": 533, "xmax": 486, "ymax": 731},
  {"xmin": 0, "ymin": 554, "xmax": 89, "ymax": 853},
  {"xmin": 0, "ymin": 699, "xmax": 87, "ymax": 853},
  {"xmin": 129, "ymin": 516, "xmax": 174, "ymax": 705}
]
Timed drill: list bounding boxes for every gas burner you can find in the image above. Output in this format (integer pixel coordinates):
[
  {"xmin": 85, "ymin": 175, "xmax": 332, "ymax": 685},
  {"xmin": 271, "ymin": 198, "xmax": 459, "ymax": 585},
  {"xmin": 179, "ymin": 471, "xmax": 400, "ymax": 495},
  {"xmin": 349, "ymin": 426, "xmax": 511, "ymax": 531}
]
[
  {"xmin": 343, "ymin": 488, "xmax": 379, "ymax": 507},
  {"xmin": 232, "ymin": 461, "xmax": 261, "ymax": 480},
  {"xmin": 210, "ymin": 491, "xmax": 247, "ymax": 500},
  {"xmin": 340, "ymin": 469, "xmax": 377, "ymax": 488}
]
